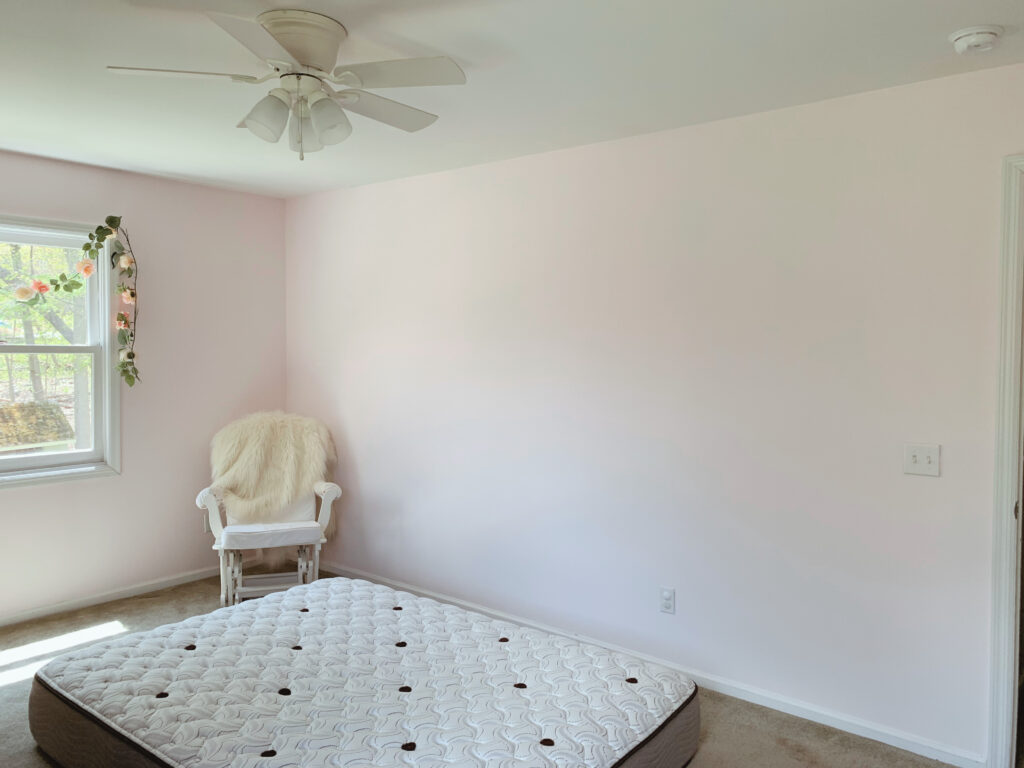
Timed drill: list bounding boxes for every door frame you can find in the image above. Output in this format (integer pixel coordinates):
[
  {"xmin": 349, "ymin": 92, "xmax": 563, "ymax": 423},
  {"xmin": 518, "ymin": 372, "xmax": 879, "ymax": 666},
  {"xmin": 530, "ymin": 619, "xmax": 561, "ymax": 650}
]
[{"xmin": 991, "ymin": 154, "xmax": 1024, "ymax": 768}]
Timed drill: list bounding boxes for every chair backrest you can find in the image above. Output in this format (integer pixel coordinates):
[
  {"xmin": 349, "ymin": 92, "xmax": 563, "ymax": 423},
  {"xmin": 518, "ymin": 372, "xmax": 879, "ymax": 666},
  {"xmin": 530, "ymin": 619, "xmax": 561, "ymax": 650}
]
[
  {"xmin": 271, "ymin": 492, "xmax": 317, "ymax": 526},
  {"xmin": 210, "ymin": 412, "xmax": 335, "ymax": 526}
]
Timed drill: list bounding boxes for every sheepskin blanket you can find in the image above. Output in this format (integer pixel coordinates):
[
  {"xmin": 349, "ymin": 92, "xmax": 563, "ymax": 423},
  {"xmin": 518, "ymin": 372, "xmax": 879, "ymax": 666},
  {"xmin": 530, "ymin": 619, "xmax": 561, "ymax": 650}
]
[{"xmin": 210, "ymin": 412, "xmax": 336, "ymax": 527}]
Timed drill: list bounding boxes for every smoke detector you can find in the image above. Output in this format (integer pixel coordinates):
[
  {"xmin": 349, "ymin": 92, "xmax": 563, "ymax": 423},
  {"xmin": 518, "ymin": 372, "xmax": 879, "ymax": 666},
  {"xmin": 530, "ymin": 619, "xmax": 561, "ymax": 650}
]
[{"xmin": 949, "ymin": 25, "xmax": 1004, "ymax": 55}]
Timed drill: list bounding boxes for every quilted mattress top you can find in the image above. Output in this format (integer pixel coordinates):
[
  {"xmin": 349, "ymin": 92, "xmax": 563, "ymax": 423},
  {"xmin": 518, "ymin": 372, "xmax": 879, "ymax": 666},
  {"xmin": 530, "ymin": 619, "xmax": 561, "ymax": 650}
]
[{"xmin": 36, "ymin": 577, "xmax": 696, "ymax": 767}]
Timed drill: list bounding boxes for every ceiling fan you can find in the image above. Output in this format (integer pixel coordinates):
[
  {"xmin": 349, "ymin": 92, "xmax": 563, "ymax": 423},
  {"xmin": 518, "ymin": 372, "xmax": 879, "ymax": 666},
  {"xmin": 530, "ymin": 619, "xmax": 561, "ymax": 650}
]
[{"xmin": 108, "ymin": 9, "xmax": 466, "ymax": 159}]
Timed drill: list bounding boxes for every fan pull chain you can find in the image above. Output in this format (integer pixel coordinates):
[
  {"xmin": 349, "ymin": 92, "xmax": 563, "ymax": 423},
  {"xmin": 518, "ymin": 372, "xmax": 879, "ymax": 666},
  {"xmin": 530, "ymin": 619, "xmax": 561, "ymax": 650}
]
[{"xmin": 298, "ymin": 96, "xmax": 305, "ymax": 161}]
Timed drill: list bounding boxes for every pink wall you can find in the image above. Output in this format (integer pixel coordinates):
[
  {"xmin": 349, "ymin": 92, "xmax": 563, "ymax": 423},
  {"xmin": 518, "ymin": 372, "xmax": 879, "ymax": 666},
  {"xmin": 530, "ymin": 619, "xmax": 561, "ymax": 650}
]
[
  {"xmin": 285, "ymin": 63, "xmax": 1024, "ymax": 759},
  {"xmin": 0, "ymin": 151, "xmax": 286, "ymax": 620}
]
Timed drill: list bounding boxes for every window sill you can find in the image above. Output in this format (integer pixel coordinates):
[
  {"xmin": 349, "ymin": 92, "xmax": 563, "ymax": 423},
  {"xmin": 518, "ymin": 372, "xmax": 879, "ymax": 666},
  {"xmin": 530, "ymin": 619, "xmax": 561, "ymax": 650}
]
[{"xmin": 0, "ymin": 462, "xmax": 120, "ymax": 490}]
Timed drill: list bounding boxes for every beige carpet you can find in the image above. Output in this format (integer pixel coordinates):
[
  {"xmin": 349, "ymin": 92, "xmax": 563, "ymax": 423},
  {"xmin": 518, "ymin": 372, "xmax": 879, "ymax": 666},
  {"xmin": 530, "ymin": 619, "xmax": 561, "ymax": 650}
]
[{"xmin": 0, "ymin": 576, "xmax": 951, "ymax": 768}]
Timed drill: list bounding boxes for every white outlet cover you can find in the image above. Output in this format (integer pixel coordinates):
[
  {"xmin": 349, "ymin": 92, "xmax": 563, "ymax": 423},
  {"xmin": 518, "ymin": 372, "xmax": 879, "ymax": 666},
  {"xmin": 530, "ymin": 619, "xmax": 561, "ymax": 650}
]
[
  {"xmin": 904, "ymin": 443, "xmax": 940, "ymax": 477},
  {"xmin": 659, "ymin": 587, "xmax": 675, "ymax": 614}
]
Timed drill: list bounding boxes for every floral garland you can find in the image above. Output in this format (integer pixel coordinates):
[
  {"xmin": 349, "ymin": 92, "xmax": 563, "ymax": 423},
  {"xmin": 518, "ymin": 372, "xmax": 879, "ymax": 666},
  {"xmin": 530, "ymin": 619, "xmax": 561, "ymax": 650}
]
[{"xmin": 13, "ymin": 215, "xmax": 140, "ymax": 386}]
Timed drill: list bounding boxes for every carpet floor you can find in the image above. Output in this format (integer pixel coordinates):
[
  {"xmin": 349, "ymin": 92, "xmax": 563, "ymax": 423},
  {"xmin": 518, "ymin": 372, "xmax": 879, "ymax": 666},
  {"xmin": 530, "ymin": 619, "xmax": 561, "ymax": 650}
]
[{"xmin": 0, "ymin": 576, "xmax": 951, "ymax": 768}]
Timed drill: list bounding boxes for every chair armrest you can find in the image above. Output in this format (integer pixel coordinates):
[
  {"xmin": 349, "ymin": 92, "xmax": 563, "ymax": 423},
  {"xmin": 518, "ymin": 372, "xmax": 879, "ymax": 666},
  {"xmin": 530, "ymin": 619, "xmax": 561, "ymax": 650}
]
[
  {"xmin": 313, "ymin": 481, "xmax": 341, "ymax": 501},
  {"xmin": 195, "ymin": 486, "xmax": 225, "ymax": 540},
  {"xmin": 313, "ymin": 482, "xmax": 342, "ymax": 535}
]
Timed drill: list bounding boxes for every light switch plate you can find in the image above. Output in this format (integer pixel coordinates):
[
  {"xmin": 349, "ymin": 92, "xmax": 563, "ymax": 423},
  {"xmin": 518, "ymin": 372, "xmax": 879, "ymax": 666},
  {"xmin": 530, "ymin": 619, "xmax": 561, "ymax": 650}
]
[{"xmin": 904, "ymin": 443, "xmax": 940, "ymax": 477}]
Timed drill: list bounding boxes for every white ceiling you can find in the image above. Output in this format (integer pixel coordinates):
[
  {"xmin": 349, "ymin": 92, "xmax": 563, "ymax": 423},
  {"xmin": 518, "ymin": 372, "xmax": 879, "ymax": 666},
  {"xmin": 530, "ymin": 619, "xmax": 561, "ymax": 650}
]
[{"xmin": 3, "ymin": 0, "xmax": 1024, "ymax": 197}]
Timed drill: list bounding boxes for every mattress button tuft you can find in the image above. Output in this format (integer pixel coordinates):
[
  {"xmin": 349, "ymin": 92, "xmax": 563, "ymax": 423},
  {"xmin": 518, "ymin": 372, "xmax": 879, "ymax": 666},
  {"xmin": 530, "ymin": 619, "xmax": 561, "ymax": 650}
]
[
  {"xmin": 184, "ymin": 644, "xmax": 196, "ymax": 651},
  {"xmin": 513, "ymin": 683, "xmax": 527, "ymax": 689},
  {"xmin": 300, "ymin": 608, "xmax": 309, "ymax": 613},
  {"xmin": 278, "ymin": 688, "xmax": 291, "ymax": 696},
  {"xmin": 395, "ymin": 641, "xmax": 407, "ymax": 647},
  {"xmin": 625, "ymin": 677, "xmax": 638, "ymax": 684},
  {"xmin": 498, "ymin": 637, "xmax": 509, "ymax": 643},
  {"xmin": 261, "ymin": 750, "xmax": 277, "ymax": 757},
  {"xmin": 292, "ymin": 645, "xmax": 302, "ymax": 650},
  {"xmin": 540, "ymin": 738, "xmax": 555, "ymax": 747},
  {"xmin": 401, "ymin": 742, "xmax": 416, "ymax": 751},
  {"xmin": 155, "ymin": 692, "xmax": 168, "ymax": 699},
  {"xmin": 392, "ymin": 606, "xmax": 403, "ymax": 611},
  {"xmin": 399, "ymin": 685, "xmax": 412, "ymax": 692}
]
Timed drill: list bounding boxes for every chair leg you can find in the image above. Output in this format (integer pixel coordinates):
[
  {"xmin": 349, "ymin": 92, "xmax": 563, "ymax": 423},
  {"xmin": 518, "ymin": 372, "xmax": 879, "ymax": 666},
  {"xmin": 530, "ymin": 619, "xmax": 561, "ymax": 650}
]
[
  {"xmin": 296, "ymin": 546, "xmax": 308, "ymax": 584},
  {"xmin": 218, "ymin": 550, "xmax": 228, "ymax": 607},
  {"xmin": 312, "ymin": 545, "xmax": 320, "ymax": 583},
  {"xmin": 224, "ymin": 550, "xmax": 233, "ymax": 606},
  {"xmin": 231, "ymin": 550, "xmax": 243, "ymax": 605}
]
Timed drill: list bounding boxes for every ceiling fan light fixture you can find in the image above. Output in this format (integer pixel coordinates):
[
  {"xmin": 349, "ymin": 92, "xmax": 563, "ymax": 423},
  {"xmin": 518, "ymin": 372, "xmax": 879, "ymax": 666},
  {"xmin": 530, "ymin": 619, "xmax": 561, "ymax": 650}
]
[
  {"xmin": 243, "ymin": 88, "xmax": 291, "ymax": 142},
  {"xmin": 289, "ymin": 102, "xmax": 323, "ymax": 155},
  {"xmin": 308, "ymin": 91, "xmax": 352, "ymax": 145},
  {"xmin": 107, "ymin": 10, "xmax": 466, "ymax": 159}
]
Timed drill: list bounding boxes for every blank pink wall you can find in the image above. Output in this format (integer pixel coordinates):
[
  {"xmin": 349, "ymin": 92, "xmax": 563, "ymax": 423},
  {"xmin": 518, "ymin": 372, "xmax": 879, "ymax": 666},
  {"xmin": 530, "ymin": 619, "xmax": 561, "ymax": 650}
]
[
  {"xmin": 0, "ymin": 151, "xmax": 286, "ymax": 620},
  {"xmin": 285, "ymin": 63, "xmax": 1024, "ymax": 758}
]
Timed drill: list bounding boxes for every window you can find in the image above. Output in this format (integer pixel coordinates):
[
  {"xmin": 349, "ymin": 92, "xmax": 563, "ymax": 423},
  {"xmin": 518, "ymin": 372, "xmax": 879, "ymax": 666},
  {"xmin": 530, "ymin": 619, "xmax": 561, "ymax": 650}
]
[{"xmin": 0, "ymin": 218, "xmax": 119, "ymax": 485}]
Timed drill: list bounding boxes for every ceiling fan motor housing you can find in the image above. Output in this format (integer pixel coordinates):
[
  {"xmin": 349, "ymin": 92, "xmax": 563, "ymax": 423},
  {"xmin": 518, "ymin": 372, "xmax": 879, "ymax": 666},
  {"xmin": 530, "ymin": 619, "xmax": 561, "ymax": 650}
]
[
  {"xmin": 279, "ymin": 72, "xmax": 324, "ymax": 97},
  {"xmin": 258, "ymin": 9, "xmax": 347, "ymax": 72}
]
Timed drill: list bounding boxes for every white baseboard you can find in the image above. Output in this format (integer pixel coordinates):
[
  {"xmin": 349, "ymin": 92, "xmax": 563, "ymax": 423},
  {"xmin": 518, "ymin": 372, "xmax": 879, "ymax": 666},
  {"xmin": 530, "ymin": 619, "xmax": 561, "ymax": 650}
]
[
  {"xmin": 320, "ymin": 561, "xmax": 986, "ymax": 768},
  {"xmin": 0, "ymin": 565, "xmax": 220, "ymax": 629}
]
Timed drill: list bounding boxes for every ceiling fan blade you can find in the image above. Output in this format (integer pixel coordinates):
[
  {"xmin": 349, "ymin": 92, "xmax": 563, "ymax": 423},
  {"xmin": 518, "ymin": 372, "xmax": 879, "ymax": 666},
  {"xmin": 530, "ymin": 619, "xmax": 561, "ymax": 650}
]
[
  {"xmin": 335, "ymin": 90, "xmax": 438, "ymax": 132},
  {"xmin": 107, "ymin": 66, "xmax": 259, "ymax": 83},
  {"xmin": 332, "ymin": 56, "xmax": 466, "ymax": 88},
  {"xmin": 207, "ymin": 12, "xmax": 299, "ymax": 67}
]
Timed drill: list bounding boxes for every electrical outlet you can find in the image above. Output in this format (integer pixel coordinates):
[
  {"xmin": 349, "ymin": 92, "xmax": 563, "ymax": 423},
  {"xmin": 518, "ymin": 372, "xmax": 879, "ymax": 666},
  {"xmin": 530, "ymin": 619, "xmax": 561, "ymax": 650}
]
[
  {"xmin": 904, "ymin": 443, "xmax": 940, "ymax": 477},
  {"xmin": 659, "ymin": 587, "xmax": 675, "ymax": 614}
]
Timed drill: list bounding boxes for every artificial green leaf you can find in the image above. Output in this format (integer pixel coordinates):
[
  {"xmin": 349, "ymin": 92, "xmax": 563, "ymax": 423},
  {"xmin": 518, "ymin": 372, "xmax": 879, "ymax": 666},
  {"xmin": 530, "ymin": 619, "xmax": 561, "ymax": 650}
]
[
  {"xmin": 125, "ymin": 374, "xmax": 135, "ymax": 387},
  {"xmin": 105, "ymin": 215, "xmax": 121, "ymax": 229},
  {"xmin": 112, "ymin": 240, "xmax": 125, "ymax": 254},
  {"xmin": 117, "ymin": 329, "xmax": 128, "ymax": 345}
]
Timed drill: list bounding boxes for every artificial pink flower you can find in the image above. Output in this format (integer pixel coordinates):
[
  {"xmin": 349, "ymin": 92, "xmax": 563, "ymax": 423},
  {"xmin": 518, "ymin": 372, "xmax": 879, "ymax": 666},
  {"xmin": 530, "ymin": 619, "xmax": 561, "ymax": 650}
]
[
  {"xmin": 76, "ymin": 260, "xmax": 95, "ymax": 277},
  {"xmin": 118, "ymin": 254, "xmax": 134, "ymax": 270},
  {"xmin": 121, "ymin": 290, "xmax": 135, "ymax": 305},
  {"xmin": 116, "ymin": 318, "xmax": 130, "ymax": 329},
  {"xmin": 31, "ymin": 280, "xmax": 49, "ymax": 294},
  {"xmin": 13, "ymin": 285, "xmax": 34, "ymax": 301}
]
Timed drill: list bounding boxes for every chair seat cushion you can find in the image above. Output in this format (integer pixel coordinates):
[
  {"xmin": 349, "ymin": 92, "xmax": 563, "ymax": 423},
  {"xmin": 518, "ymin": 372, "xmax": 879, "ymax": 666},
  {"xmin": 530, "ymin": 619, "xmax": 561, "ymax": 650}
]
[{"xmin": 220, "ymin": 520, "xmax": 323, "ymax": 549}]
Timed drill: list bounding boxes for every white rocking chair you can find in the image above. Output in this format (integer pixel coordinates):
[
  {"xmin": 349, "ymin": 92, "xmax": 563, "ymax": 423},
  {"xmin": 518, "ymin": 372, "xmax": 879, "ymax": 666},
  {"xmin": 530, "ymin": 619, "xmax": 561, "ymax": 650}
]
[
  {"xmin": 196, "ymin": 483, "xmax": 341, "ymax": 606},
  {"xmin": 194, "ymin": 412, "xmax": 342, "ymax": 606}
]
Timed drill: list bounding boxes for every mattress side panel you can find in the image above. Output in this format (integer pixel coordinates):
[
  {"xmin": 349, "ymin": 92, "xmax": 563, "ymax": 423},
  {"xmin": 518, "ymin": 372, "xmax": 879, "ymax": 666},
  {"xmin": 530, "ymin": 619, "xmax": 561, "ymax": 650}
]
[
  {"xmin": 29, "ymin": 677, "xmax": 171, "ymax": 768},
  {"xmin": 615, "ymin": 691, "xmax": 700, "ymax": 768}
]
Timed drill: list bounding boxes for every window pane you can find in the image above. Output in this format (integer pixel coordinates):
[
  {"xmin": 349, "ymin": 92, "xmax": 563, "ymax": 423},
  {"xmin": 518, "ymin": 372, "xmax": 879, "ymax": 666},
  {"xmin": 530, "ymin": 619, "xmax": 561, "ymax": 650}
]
[
  {"xmin": 0, "ymin": 242, "xmax": 91, "ymax": 345},
  {"xmin": 0, "ymin": 353, "xmax": 93, "ymax": 456}
]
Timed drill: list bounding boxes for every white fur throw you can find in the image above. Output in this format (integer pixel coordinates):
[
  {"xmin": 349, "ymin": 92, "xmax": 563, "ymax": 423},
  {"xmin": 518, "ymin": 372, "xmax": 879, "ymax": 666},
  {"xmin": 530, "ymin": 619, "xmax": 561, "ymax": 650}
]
[{"xmin": 210, "ymin": 411, "xmax": 336, "ymax": 526}]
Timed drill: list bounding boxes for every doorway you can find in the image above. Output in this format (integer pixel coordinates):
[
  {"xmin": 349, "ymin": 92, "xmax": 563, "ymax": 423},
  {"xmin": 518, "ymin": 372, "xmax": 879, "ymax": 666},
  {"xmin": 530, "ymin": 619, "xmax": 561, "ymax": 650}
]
[{"xmin": 993, "ymin": 154, "xmax": 1024, "ymax": 768}]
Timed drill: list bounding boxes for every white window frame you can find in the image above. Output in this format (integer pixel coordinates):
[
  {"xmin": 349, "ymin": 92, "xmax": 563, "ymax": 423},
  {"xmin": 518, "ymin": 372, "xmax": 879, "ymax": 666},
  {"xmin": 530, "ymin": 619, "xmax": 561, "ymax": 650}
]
[{"xmin": 0, "ymin": 216, "xmax": 120, "ymax": 487}]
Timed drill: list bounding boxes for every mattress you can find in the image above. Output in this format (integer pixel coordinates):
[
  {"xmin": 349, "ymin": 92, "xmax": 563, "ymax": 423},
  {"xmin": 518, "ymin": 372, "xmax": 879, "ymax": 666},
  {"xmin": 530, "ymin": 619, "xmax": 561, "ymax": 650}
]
[{"xmin": 30, "ymin": 577, "xmax": 699, "ymax": 768}]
